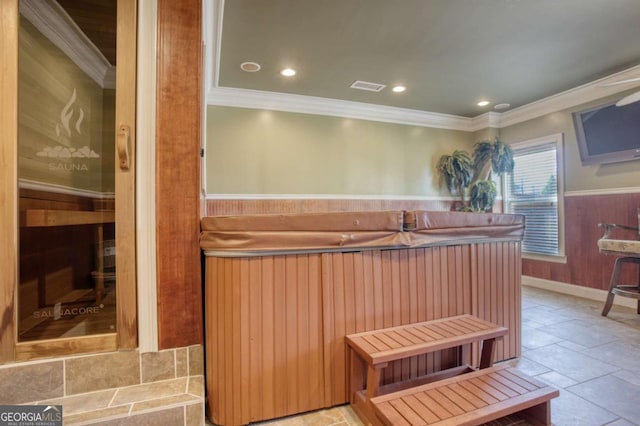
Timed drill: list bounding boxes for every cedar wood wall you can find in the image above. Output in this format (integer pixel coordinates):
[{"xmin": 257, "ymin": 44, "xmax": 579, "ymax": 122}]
[
  {"xmin": 156, "ymin": 0, "xmax": 203, "ymax": 349},
  {"xmin": 524, "ymin": 192, "xmax": 640, "ymax": 291}
]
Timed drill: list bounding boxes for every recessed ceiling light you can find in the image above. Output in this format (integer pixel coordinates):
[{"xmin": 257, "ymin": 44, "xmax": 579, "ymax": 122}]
[
  {"xmin": 280, "ymin": 68, "xmax": 296, "ymax": 77},
  {"xmin": 240, "ymin": 62, "xmax": 261, "ymax": 72},
  {"xmin": 494, "ymin": 103, "xmax": 511, "ymax": 110},
  {"xmin": 477, "ymin": 100, "xmax": 490, "ymax": 107},
  {"xmin": 392, "ymin": 86, "xmax": 406, "ymax": 93}
]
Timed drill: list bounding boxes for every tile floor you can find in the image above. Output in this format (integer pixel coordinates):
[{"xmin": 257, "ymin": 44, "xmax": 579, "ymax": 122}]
[{"xmin": 207, "ymin": 286, "xmax": 640, "ymax": 425}]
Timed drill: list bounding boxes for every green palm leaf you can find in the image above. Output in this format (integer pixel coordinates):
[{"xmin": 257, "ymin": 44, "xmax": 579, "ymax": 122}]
[{"xmin": 436, "ymin": 150, "xmax": 473, "ymax": 198}]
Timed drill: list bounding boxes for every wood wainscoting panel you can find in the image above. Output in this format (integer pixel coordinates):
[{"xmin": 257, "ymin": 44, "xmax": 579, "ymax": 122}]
[
  {"xmin": 523, "ymin": 192, "xmax": 640, "ymax": 291},
  {"xmin": 205, "ymin": 198, "xmax": 503, "ymax": 216},
  {"xmin": 156, "ymin": 0, "xmax": 203, "ymax": 348},
  {"xmin": 205, "ymin": 198, "xmax": 457, "ymax": 216},
  {"xmin": 205, "ymin": 254, "xmax": 325, "ymax": 425}
]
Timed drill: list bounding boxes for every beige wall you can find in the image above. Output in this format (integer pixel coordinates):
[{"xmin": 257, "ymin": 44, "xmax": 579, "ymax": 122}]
[
  {"xmin": 499, "ymin": 90, "xmax": 640, "ymax": 193},
  {"xmin": 206, "ymin": 106, "xmax": 475, "ymax": 196},
  {"xmin": 207, "ymin": 92, "xmax": 640, "ymax": 197}
]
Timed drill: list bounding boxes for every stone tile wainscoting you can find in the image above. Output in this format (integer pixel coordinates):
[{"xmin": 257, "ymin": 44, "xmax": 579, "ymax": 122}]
[{"xmin": 0, "ymin": 345, "xmax": 204, "ymax": 425}]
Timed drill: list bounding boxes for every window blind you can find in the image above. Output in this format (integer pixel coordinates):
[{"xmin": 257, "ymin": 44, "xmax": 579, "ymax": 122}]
[{"xmin": 505, "ymin": 142, "xmax": 559, "ymax": 255}]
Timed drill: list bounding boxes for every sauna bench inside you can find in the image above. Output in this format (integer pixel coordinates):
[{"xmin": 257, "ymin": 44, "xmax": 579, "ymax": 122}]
[{"xmin": 200, "ymin": 210, "xmax": 525, "ymax": 426}]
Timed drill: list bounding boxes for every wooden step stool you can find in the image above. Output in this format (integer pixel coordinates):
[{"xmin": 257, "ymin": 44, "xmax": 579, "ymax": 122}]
[
  {"xmin": 345, "ymin": 314, "xmax": 508, "ymax": 425},
  {"xmin": 371, "ymin": 363, "xmax": 559, "ymax": 425}
]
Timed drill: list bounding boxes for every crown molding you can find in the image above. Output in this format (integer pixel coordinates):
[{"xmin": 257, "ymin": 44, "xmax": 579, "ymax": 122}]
[
  {"xmin": 20, "ymin": 0, "xmax": 114, "ymax": 89},
  {"xmin": 203, "ymin": 0, "xmax": 478, "ymax": 132},
  {"xmin": 471, "ymin": 112, "xmax": 501, "ymax": 131},
  {"xmin": 497, "ymin": 65, "xmax": 640, "ymax": 128},
  {"xmin": 203, "ymin": 0, "xmax": 224, "ymax": 94},
  {"xmin": 208, "ymin": 86, "xmax": 478, "ymax": 131},
  {"xmin": 206, "ymin": 67, "xmax": 640, "ymax": 132}
]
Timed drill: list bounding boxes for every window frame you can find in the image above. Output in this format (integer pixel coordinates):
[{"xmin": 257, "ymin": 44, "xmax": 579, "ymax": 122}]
[{"xmin": 503, "ymin": 133, "xmax": 566, "ymax": 263}]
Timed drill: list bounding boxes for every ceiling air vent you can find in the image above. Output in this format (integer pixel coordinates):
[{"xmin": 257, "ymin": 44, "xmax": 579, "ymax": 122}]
[{"xmin": 350, "ymin": 80, "xmax": 386, "ymax": 92}]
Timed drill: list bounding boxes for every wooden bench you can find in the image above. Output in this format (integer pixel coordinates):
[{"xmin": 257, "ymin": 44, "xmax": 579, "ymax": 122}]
[
  {"xmin": 345, "ymin": 314, "xmax": 508, "ymax": 425},
  {"xmin": 371, "ymin": 364, "xmax": 559, "ymax": 425}
]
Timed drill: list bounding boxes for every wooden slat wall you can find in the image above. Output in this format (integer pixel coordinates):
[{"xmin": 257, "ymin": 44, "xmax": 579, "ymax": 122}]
[
  {"xmin": 156, "ymin": 0, "xmax": 203, "ymax": 348},
  {"xmin": 523, "ymin": 192, "xmax": 640, "ymax": 290},
  {"xmin": 205, "ymin": 254, "xmax": 325, "ymax": 425},
  {"xmin": 205, "ymin": 198, "xmax": 504, "ymax": 216},
  {"xmin": 206, "ymin": 198, "xmax": 457, "ymax": 216}
]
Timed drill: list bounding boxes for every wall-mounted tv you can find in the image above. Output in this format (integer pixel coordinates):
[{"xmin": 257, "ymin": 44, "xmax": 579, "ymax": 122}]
[{"xmin": 572, "ymin": 99, "xmax": 640, "ymax": 165}]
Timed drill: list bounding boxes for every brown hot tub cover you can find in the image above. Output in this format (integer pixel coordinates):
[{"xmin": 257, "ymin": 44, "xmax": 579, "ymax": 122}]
[
  {"xmin": 200, "ymin": 210, "xmax": 524, "ymax": 255},
  {"xmin": 200, "ymin": 211, "xmax": 406, "ymax": 253},
  {"xmin": 405, "ymin": 210, "xmax": 525, "ymax": 246}
]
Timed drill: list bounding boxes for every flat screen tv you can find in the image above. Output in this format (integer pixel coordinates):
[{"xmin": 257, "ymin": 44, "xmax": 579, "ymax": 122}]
[{"xmin": 572, "ymin": 99, "xmax": 640, "ymax": 165}]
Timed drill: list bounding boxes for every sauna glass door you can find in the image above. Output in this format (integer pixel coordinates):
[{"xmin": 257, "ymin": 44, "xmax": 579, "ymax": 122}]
[{"xmin": 17, "ymin": 0, "xmax": 118, "ymax": 342}]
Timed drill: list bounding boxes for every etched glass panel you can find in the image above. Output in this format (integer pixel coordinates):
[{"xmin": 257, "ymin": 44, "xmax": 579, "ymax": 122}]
[{"xmin": 17, "ymin": 0, "xmax": 117, "ymax": 341}]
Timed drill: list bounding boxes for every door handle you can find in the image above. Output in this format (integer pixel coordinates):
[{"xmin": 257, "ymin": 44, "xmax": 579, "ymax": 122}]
[{"xmin": 117, "ymin": 125, "xmax": 130, "ymax": 170}]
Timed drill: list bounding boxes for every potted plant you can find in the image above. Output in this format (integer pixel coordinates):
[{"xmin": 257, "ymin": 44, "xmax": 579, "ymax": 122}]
[
  {"xmin": 472, "ymin": 139, "xmax": 514, "ymax": 181},
  {"xmin": 436, "ymin": 150, "xmax": 473, "ymax": 206},
  {"xmin": 469, "ymin": 180, "xmax": 497, "ymax": 212},
  {"xmin": 436, "ymin": 138, "xmax": 514, "ymax": 212},
  {"xmin": 468, "ymin": 138, "xmax": 514, "ymax": 211}
]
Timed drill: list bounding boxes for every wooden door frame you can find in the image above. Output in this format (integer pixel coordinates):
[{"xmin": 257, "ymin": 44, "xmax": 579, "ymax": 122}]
[
  {"xmin": 114, "ymin": 0, "xmax": 138, "ymax": 350},
  {"xmin": 0, "ymin": 0, "xmax": 19, "ymax": 363},
  {"xmin": 0, "ymin": 0, "xmax": 137, "ymax": 363}
]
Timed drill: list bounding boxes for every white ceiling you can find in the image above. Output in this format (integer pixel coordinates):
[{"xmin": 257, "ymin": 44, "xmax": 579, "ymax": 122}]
[{"xmin": 204, "ymin": 0, "xmax": 640, "ymax": 129}]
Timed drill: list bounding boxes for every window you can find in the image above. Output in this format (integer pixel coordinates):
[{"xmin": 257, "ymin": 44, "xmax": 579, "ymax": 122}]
[{"xmin": 504, "ymin": 134, "xmax": 564, "ymax": 259}]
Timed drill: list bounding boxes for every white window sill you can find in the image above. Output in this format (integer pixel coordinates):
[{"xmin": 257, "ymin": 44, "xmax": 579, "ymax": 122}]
[{"xmin": 522, "ymin": 252, "xmax": 567, "ymax": 264}]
